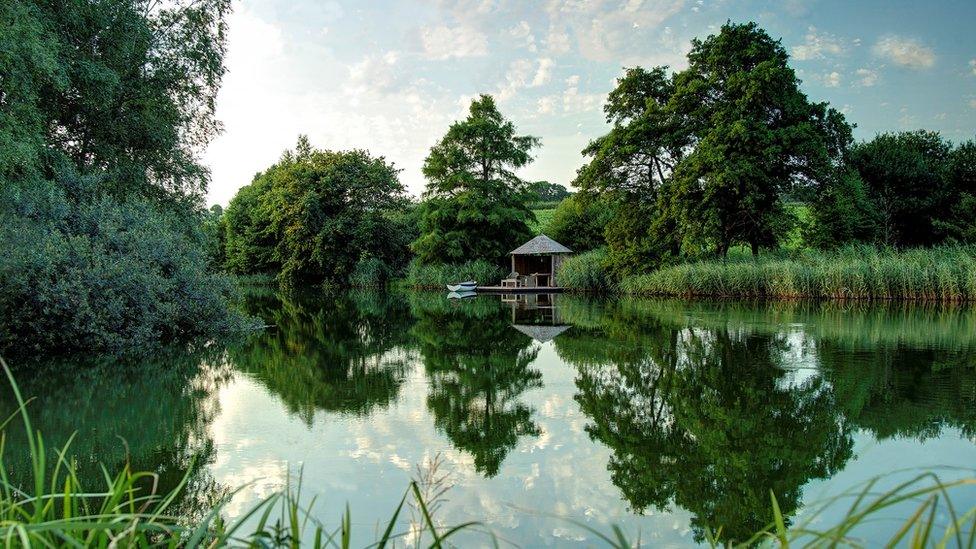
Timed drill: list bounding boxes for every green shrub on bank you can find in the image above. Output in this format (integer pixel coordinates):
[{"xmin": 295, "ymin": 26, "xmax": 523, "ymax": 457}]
[
  {"xmin": 404, "ymin": 259, "xmax": 504, "ymax": 289},
  {"xmin": 0, "ymin": 179, "xmax": 252, "ymax": 357},
  {"xmin": 620, "ymin": 245, "xmax": 976, "ymax": 301},
  {"xmin": 556, "ymin": 248, "xmax": 616, "ymax": 292},
  {"xmin": 349, "ymin": 256, "xmax": 395, "ymax": 287}
]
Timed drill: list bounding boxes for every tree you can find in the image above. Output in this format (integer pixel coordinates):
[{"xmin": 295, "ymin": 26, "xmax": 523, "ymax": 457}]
[
  {"xmin": 545, "ymin": 194, "xmax": 613, "ymax": 252},
  {"xmin": 0, "ymin": 0, "xmax": 239, "ymax": 356},
  {"xmin": 574, "ymin": 67, "xmax": 688, "ymax": 271},
  {"xmin": 0, "ymin": 0, "xmax": 230, "ymax": 201},
  {"xmin": 666, "ymin": 22, "xmax": 852, "ymax": 256},
  {"xmin": 223, "ymin": 137, "xmax": 407, "ymax": 286},
  {"xmin": 528, "ymin": 181, "xmax": 570, "ymax": 203},
  {"xmin": 847, "ymin": 131, "xmax": 953, "ymax": 246},
  {"xmin": 412, "ymin": 95, "xmax": 539, "ymax": 264},
  {"xmin": 804, "ymin": 169, "xmax": 880, "ymax": 248}
]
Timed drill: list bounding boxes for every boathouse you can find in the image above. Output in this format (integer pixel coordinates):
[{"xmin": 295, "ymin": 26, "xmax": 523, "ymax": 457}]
[{"xmin": 503, "ymin": 234, "xmax": 573, "ymax": 289}]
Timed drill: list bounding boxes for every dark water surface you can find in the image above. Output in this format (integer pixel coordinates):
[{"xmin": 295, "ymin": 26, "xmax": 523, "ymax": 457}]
[{"xmin": 6, "ymin": 291, "xmax": 976, "ymax": 546}]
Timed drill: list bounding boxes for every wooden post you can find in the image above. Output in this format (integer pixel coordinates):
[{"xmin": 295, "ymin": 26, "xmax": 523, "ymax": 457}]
[{"xmin": 511, "ymin": 254, "xmax": 515, "ymax": 275}]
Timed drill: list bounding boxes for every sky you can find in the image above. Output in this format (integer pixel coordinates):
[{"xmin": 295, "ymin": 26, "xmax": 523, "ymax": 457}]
[{"xmin": 202, "ymin": 0, "xmax": 976, "ymax": 206}]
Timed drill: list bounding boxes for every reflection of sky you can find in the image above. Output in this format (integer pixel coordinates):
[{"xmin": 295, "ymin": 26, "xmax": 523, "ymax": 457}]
[{"xmin": 207, "ymin": 334, "xmax": 976, "ymax": 547}]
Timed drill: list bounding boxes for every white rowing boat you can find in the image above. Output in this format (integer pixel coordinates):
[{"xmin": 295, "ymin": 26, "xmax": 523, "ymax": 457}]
[{"xmin": 446, "ymin": 281, "xmax": 477, "ymax": 292}]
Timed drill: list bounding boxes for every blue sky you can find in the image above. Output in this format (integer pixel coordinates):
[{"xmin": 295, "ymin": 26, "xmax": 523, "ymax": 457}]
[{"xmin": 203, "ymin": 0, "xmax": 976, "ymax": 205}]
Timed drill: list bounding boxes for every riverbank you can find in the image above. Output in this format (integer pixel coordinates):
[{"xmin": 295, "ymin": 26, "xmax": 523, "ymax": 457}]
[{"xmin": 559, "ymin": 245, "xmax": 976, "ymax": 301}]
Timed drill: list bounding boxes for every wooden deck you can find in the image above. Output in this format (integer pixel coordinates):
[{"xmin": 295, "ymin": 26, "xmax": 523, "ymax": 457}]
[{"xmin": 476, "ymin": 286, "xmax": 565, "ymax": 293}]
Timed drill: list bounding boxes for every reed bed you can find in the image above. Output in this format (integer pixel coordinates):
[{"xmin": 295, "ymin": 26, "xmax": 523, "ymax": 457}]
[
  {"xmin": 620, "ymin": 245, "xmax": 976, "ymax": 301},
  {"xmin": 402, "ymin": 259, "xmax": 504, "ymax": 289}
]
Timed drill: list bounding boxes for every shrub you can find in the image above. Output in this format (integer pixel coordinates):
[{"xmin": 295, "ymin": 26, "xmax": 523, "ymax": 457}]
[
  {"xmin": 545, "ymin": 194, "xmax": 613, "ymax": 252},
  {"xmin": 556, "ymin": 248, "xmax": 616, "ymax": 292},
  {"xmin": 0, "ymin": 178, "xmax": 253, "ymax": 357},
  {"xmin": 404, "ymin": 259, "xmax": 504, "ymax": 289}
]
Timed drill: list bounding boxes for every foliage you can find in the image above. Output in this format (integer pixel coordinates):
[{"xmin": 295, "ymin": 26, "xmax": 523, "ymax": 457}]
[
  {"xmin": 804, "ymin": 169, "xmax": 880, "ymax": 248},
  {"xmin": 529, "ymin": 207, "xmax": 555, "ymax": 234},
  {"xmin": 223, "ymin": 137, "xmax": 407, "ymax": 287},
  {"xmin": 544, "ymin": 194, "xmax": 613, "ymax": 252},
  {"xmin": 845, "ymin": 131, "xmax": 954, "ymax": 246},
  {"xmin": 0, "ymin": 178, "xmax": 252, "ymax": 357},
  {"xmin": 403, "ymin": 259, "xmax": 504, "ymax": 289},
  {"xmin": 619, "ymin": 245, "xmax": 976, "ymax": 301},
  {"xmin": 665, "ymin": 22, "xmax": 851, "ymax": 257},
  {"xmin": 0, "ymin": 0, "xmax": 230, "ymax": 200},
  {"xmin": 556, "ymin": 248, "xmax": 616, "ymax": 292},
  {"xmin": 412, "ymin": 95, "xmax": 538, "ymax": 264},
  {"xmin": 527, "ymin": 180, "xmax": 571, "ymax": 203},
  {"xmin": 0, "ymin": 0, "xmax": 241, "ymax": 357}
]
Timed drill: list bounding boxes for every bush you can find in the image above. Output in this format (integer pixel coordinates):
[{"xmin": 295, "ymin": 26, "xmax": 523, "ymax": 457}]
[
  {"xmin": 545, "ymin": 194, "xmax": 613, "ymax": 252},
  {"xmin": 556, "ymin": 248, "xmax": 616, "ymax": 292},
  {"xmin": 0, "ymin": 178, "xmax": 253, "ymax": 357},
  {"xmin": 404, "ymin": 259, "xmax": 504, "ymax": 289},
  {"xmin": 619, "ymin": 245, "xmax": 976, "ymax": 301}
]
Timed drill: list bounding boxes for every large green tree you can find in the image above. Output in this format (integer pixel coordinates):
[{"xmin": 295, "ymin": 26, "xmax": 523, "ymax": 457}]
[
  {"xmin": 666, "ymin": 22, "xmax": 851, "ymax": 256},
  {"xmin": 412, "ymin": 95, "xmax": 538, "ymax": 264},
  {"xmin": 0, "ymin": 0, "xmax": 229, "ymax": 200},
  {"xmin": 847, "ymin": 131, "xmax": 954, "ymax": 247},
  {"xmin": 223, "ymin": 137, "xmax": 408, "ymax": 286}
]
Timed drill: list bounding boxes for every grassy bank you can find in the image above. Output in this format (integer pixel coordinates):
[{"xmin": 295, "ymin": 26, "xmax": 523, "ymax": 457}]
[{"xmin": 617, "ymin": 246, "xmax": 976, "ymax": 301}]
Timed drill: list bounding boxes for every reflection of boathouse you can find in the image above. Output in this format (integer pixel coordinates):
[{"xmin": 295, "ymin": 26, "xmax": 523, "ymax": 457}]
[{"xmin": 504, "ymin": 293, "xmax": 571, "ymax": 342}]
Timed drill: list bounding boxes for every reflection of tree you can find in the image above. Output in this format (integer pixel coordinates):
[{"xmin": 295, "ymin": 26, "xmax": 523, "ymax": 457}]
[
  {"xmin": 822, "ymin": 343, "xmax": 976, "ymax": 440},
  {"xmin": 565, "ymin": 306, "xmax": 854, "ymax": 543},
  {"xmin": 411, "ymin": 294, "xmax": 542, "ymax": 477},
  {"xmin": 0, "ymin": 347, "xmax": 232, "ymax": 525},
  {"xmin": 230, "ymin": 290, "xmax": 414, "ymax": 424}
]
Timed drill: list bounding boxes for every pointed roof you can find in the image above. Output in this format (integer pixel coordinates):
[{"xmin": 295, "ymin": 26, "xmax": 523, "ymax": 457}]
[
  {"xmin": 512, "ymin": 324, "xmax": 571, "ymax": 342},
  {"xmin": 510, "ymin": 234, "xmax": 573, "ymax": 255}
]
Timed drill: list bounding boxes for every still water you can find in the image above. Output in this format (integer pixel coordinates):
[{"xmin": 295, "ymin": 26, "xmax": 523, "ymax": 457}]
[{"xmin": 6, "ymin": 290, "xmax": 976, "ymax": 546}]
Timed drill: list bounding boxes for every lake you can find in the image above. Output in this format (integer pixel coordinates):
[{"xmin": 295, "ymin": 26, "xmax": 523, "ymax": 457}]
[{"xmin": 5, "ymin": 290, "xmax": 976, "ymax": 546}]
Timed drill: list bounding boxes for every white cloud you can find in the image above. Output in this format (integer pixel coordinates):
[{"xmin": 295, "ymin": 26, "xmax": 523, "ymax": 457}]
[
  {"xmin": 347, "ymin": 52, "xmax": 401, "ymax": 94},
  {"xmin": 546, "ymin": 0, "xmax": 686, "ymax": 64},
  {"xmin": 537, "ymin": 96, "xmax": 556, "ymax": 114},
  {"xmin": 420, "ymin": 25, "xmax": 489, "ymax": 60},
  {"xmin": 544, "ymin": 25, "xmax": 572, "ymax": 55},
  {"xmin": 871, "ymin": 36, "xmax": 935, "ymax": 69},
  {"xmin": 854, "ymin": 68, "xmax": 879, "ymax": 87},
  {"xmin": 792, "ymin": 26, "xmax": 845, "ymax": 61},
  {"xmin": 969, "ymin": 59, "xmax": 976, "ymax": 76},
  {"xmin": 499, "ymin": 58, "xmax": 556, "ymax": 100},
  {"xmin": 532, "ymin": 58, "xmax": 555, "ymax": 86},
  {"xmin": 823, "ymin": 71, "xmax": 841, "ymax": 88},
  {"xmin": 970, "ymin": 99, "xmax": 976, "ymax": 109},
  {"xmin": 508, "ymin": 20, "xmax": 537, "ymax": 52}
]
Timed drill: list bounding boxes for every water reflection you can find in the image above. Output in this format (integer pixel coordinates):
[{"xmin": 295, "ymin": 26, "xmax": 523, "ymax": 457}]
[
  {"xmin": 411, "ymin": 293, "xmax": 543, "ymax": 477},
  {"xmin": 230, "ymin": 290, "xmax": 414, "ymax": 422},
  {"xmin": 3, "ymin": 292, "xmax": 975, "ymax": 544}
]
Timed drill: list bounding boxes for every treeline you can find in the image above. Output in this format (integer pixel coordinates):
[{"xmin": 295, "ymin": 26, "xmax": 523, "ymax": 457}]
[
  {"xmin": 220, "ymin": 22, "xmax": 976, "ymax": 293},
  {"xmin": 0, "ymin": 0, "xmax": 250, "ymax": 357}
]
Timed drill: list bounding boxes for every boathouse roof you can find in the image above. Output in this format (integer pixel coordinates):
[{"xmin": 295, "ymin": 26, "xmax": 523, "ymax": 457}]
[{"xmin": 510, "ymin": 234, "xmax": 573, "ymax": 255}]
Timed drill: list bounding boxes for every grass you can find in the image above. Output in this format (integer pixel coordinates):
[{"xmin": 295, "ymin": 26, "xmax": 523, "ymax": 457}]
[
  {"xmin": 0, "ymin": 356, "xmax": 974, "ymax": 547},
  {"xmin": 620, "ymin": 245, "xmax": 976, "ymax": 301},
  {"xmin": 529, "ymin": 208, "xmax": 555, "ymax": 235}
]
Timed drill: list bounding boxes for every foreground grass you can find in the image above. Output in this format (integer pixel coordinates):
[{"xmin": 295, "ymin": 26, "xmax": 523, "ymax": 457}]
[
  {"xmin": 621, "ymin": 245, "xmax": 976, "ymax": 301},
  {"xmin": 0, "ymin": 357, "xmax": 974, "ymax": 547}
]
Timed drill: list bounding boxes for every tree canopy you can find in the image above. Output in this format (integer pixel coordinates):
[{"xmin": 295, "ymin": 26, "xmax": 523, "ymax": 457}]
[
  {"xmin": 412, "ymin": 95, "xmax": 538, "ymax": 265},
  {"xmin": 223, "ymin": 137, "xmax": 408, "ymax": 287}
]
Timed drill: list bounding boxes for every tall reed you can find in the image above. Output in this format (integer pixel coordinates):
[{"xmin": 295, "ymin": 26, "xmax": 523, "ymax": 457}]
[{"xmin": 620, "ymin": 245, "xmax": 976, "ymax": 301}]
